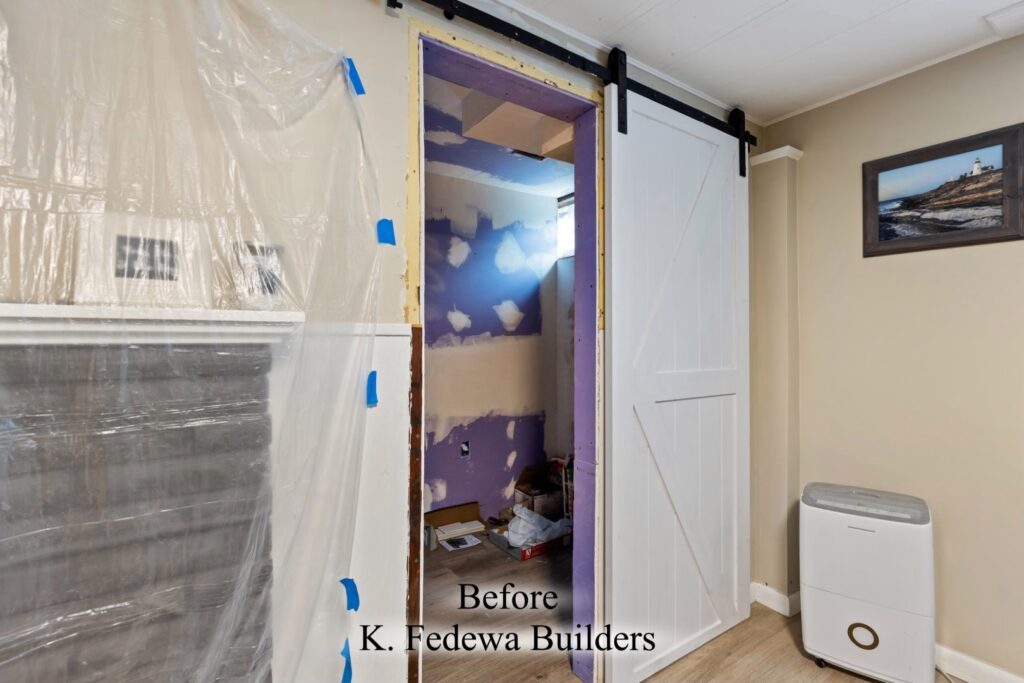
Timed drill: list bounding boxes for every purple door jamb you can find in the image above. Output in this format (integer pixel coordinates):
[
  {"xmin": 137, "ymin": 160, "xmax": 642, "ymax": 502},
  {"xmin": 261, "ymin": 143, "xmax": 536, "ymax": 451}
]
[
  {"xmin": 570, "ymin": 107, "xmax": 598, "ymax": 683},
  {"xmin": 422, "ymin": 37, "xmax": 599, "ymax": 683}
]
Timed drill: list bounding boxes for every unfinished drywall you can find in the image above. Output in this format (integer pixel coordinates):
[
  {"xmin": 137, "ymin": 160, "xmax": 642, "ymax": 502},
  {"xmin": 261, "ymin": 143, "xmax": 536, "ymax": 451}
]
[
  {"xmin": 543, "ymin": 256, "xmax": 575, "ymax": 457},
  {"xmin": 762, "ymin": 34, "xmax": 1024, "ymax": 676},
  {"xmin": 423, "ymin": 171, "xmax": 559, "ymax": 518},
  {"xmin": 421, "ymin": 68, "xmax": 570, "ymax": 519}
]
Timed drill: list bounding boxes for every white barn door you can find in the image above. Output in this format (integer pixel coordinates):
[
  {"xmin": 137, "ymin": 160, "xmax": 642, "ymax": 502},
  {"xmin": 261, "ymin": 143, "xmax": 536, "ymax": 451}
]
[{"xmin": 604, "ymin": 84, "xmax": 750, "ymax": 682}]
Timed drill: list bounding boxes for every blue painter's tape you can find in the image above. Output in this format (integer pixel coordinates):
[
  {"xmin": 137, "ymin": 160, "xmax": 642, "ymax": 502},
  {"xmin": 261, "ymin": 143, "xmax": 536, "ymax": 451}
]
[
  {"xmin": 376, "ymin": 218, "xmax": 396, "ymax": 245},
  {"xmin": 340, "ymin": 577, "xmax": 361, "ymax": 612},
  {"xmin": 366, "ymin": 370, "xmax": 379, "ymax": 407},
  {"xmin": 341, "ymin": 638, "xmax": 353, "ymax": 683},
  {"xmin": 345, "ymin": 57, "xmax": 366, "ymax": 95}
]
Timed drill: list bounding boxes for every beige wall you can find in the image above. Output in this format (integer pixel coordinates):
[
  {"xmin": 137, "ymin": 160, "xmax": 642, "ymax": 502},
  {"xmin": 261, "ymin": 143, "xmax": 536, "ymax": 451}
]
[
  {"xmin": 749, "ymin": 152, "xmax": 801, "ymax": 598},
  {"xmin": 762, "ymin": 36, "xmax": 1024, "ymax": 674}
]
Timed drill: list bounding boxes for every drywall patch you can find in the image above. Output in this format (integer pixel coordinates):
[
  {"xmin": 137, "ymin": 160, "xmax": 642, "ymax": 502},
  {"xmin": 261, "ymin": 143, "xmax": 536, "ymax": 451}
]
[
  {"xmin": 493, "ymin": 299, "xmax": 525, "ymax": 332},
  {"xmin": 526, "ymin": 252, "xmax": 556, "ymax": 280},
  {"xmin": 448, "ymin": 236, "xmax": 471, "ymax": 267},
  {"xmin": 423, "ymin": 103, "xmax": 573, "ymax": 197},
  {"xmin": 494, "ymin": 232, "xmax": 526, "ymax": 274},
  {"xmin": 423, "ymin": 74, "xmax": 465, "ymax": 119},
  {"xmin": 447, "ymin": 308, "xmax": 471, "ymax": 332},
  {"xmin": 424, "ymin": 335, "xmax": 547, "ymax": 442},
  {"xmin": 424, "ymin": 174, "xmax": 556, "ymax": 345},
  {"xmin": 506, "ymin": 450, "xmax": 517, "ymax": 470},
  {"xmin": 424, "ymin": 478, "xmax": 448, "ymax": 509},
  {"xmin": 501, "ymin": 476, "xmax": 517, "ymax": 500},
  {"xmin": 506, "ymin": 419, "xmax": 515, "ymax": 440},
  {"xmin": 426, "ymin": 204, "xmax": 480, "ymax": 239},
  {"xmin": 425, "ymin": 414, "xmax": 545, "ymax": 519},
  {"xmin": 425, "ymin": 130, "xmax": 465, "ymax": 146}
]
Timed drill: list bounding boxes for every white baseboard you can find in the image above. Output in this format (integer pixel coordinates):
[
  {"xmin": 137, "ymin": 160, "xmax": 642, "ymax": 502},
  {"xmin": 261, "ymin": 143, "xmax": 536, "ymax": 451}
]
[
  {"xmin": 749, "ymin": 582, "xmax": 801, "ymax": 617},
  {"xmin": 937, "ymin": 645, "xmax": 1024, "ymax": 683}
]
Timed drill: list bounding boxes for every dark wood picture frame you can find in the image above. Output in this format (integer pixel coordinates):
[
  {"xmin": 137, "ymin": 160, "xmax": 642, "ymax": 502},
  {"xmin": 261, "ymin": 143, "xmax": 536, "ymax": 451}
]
[{"xmin": 863, "ymin": 123, "xmax": 1024, "ymax": 257}]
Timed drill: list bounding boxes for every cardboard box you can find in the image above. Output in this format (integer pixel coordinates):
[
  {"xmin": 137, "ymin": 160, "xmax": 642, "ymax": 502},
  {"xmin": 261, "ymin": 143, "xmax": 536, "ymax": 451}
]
[
  {"xmin": 424, "ymin": 502, "xmax": 484, "ymax": 551},
  {"xmin": 488, "ymin": 528, "xmax": 571, "ymax": 561},
  {"xmin": 514, "ymin": 465, "xmax": 564, "ymax": 521}
]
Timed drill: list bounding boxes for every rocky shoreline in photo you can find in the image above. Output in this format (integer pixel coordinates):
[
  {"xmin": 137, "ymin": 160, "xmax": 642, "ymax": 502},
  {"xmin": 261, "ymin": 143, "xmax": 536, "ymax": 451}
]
[{"xmin": 880, "ymin": 168, "xmax": 1003, "ymax": 239}]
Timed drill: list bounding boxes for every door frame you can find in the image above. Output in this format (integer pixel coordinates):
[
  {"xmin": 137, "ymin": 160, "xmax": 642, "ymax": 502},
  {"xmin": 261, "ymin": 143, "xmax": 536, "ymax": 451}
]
[{"xmin": 404, "ymin": 20, "xmax": 606, "ymax": 683}]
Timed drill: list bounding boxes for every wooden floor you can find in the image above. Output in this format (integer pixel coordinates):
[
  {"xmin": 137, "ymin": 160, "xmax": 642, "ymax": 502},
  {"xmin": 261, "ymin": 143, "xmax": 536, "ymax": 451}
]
[
  {"xmin": 649, "ymin": 604, "xmax": 963, "ymax": 683},
  {"xmin": 423, "ymin": 535, "xmax": 576, "ymax": 682},
  {"xmin": 422, "ymin": 541, "xmax": 961, "ymax": 682}
]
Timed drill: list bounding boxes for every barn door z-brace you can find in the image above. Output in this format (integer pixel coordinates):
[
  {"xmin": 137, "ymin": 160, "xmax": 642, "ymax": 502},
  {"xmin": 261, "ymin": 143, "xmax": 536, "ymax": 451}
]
[{"xmin": 387, "ymin": 0, "xmax": 757, "ymax": 176}]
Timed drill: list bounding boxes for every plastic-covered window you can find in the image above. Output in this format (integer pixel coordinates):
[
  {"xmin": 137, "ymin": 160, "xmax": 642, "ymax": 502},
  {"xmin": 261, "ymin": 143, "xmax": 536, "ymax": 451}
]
[{"xmin": 0, "ymin": 1, "xmax": 381, "ymax": 680}]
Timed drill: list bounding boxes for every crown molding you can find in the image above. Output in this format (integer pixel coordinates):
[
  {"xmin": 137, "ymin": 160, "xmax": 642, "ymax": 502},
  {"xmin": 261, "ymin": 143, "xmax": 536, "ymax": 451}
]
[{"xmin": 750, "ymin": 146, "xmax": 804, "ymax": 166}]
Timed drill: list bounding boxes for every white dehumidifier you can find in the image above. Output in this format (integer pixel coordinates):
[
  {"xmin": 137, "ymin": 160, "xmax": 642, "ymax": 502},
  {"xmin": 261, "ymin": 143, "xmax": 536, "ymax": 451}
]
[{"xmin": 800, "ymin": 482, "xmax": 935, "ymax": 683}]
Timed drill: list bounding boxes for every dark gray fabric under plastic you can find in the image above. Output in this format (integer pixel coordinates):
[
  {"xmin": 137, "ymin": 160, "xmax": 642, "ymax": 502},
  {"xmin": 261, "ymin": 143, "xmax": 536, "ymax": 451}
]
[
  {"xmin": 802, "ymin": 482, "xmax": 931, "ymax": 525},
  {"xmin": 0, "ymin": 1, "xmax": 381, "ymax": 681}
]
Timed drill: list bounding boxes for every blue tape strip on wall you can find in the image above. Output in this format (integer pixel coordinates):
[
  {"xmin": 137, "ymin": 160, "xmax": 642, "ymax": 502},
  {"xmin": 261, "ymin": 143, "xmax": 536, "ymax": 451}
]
[
  {"xmin": 344, "ymin": 57, "xmax": 366, "ymax": 95},
  {"xmin": 341, "ymin": 638, "xmax": 353, "ymax": 683},
  {"xmin": 340, "ymin": 578, "xmax": 361, "ymax": 612},
  {"xmin": 366, "ymin": 371, "xmax": 379, "ymax": 407},
  {"xmin": 376, "ymin": 218, "xmax": 396, "ymax": 245}
]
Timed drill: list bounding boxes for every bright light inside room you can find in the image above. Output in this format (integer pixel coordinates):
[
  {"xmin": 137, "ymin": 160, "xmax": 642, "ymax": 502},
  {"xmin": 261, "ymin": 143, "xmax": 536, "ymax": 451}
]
[{"xmin": 556, "ymin": 194, "xmax": 575, "ymax": 258}]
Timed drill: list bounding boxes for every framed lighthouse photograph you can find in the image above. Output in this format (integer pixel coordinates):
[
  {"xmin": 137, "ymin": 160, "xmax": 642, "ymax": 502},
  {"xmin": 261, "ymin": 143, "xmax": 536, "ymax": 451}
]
[{"xmin": 863, "ymin": 123, "xmax": 1024, "ymax": 256}]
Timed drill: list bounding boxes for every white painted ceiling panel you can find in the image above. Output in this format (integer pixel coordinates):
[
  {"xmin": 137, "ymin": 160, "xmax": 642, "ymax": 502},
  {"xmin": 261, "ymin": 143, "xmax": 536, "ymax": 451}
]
[
  {"xmin": 612, "ymin": 0, "xmax": 806, "ymax": 72},
  {"xmin": 498, "ymin": 0, "xmax": 1020, "ymax": 122}
]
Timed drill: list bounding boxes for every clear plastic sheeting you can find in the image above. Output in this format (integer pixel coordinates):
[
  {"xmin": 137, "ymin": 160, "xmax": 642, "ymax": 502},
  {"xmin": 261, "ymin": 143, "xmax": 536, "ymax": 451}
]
[{"xmin": 0, "ymin": 2, "xmax": 381, "ymax": 681}]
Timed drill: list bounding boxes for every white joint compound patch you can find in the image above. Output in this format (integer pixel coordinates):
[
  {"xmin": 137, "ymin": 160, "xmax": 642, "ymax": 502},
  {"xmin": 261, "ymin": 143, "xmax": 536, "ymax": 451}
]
[
  {"xmin": 424, "ymin": 130, "xmax": 465, "ymax": 146},
  {"xmin": 425, "ymin": 202, "xmax": 479, "ymax": 239},
  {"xmin": 501, "ymin": 477, "xmax": 516, "ymax": 500},
  {"xmin": 506, "ymin": 420, "xmax": 515, "ymax": 439},
  {"xmin": 447, "ymin": 236, "xmax": 471, "ymax": 268},
  {"xmin": 447, "ymin": 307, "xmax": 471, "ymax": 332},
  {"xmin": 423, "ymin": 74, "xmax": 466, "ymax": 117},
  {"xmin": 424, "ymin": 336, "xmax": 546, "ymax": 442},
  {"xmin": 425, "ymin": 479, "xmax": 447, "ymax": 508},
  {"xmin": 526, "ymin": 252, "xmax": 556, "ymax": 279},
  {"xmin": 494, "ymin": 232, "xmax": 525, "ymax": 274},
  {"xmin": 493, "ymin": 300, "xmax": 524, "ymax": 332},
  {"xmin": 506, "ymin": 450, "xmax": 517, "ymax": 471}
]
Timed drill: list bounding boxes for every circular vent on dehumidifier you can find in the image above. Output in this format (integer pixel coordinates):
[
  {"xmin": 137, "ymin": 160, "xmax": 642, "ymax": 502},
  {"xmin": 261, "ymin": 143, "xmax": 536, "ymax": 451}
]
[{"xmin": 847, "ymin": 622, "xmax": 879, "ymax": 650}]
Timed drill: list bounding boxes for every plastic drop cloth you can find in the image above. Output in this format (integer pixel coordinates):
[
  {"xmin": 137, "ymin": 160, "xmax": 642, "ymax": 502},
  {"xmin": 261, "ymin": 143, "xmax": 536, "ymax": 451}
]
[{"xmin": 0, "ymin": 2, "xmax": 381, "ymax": 681}]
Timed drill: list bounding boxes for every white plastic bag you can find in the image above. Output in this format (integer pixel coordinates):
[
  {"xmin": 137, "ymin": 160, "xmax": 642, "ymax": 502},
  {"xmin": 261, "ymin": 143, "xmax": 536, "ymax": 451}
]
[{"xmin": 507, "ymin": 503, "xmax": 571, "ymax": 547}]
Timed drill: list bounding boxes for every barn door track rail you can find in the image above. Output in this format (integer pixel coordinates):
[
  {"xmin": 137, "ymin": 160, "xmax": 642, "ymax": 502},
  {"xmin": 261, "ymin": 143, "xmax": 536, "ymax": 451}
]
[{"xmin": 386, "ymin": 0, "xmax": 757, "ymax": 176}]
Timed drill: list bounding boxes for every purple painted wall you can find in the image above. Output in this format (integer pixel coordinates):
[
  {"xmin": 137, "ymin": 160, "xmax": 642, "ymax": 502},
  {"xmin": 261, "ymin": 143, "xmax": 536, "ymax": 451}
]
[
  {"xmin": 423, "ymin": 73, "xmax": 562, "ymax": 520},
  {"xmin": 424, "ymin": 211, "xmax": 551, "ymax": 345},
  {"xmin": 421, "ymin": 43, "xmax": 598, "ymax": 683},
  {"xmin": 424, "ymin": 414, "xmax": 546, "ymax": 520},
  {"xmin": 571, "ymin": 108, "xmax": 598, "ymax": 683},
  {"xmin": 425, "ymin": 105, "xmax": 573, "ymax": 193}
]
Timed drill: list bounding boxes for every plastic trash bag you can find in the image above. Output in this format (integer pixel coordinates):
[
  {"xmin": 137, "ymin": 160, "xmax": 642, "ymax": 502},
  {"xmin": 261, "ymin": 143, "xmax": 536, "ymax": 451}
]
[{"xmin": 507, "ymin": 504, "xmax": 571, "ymax": 547}]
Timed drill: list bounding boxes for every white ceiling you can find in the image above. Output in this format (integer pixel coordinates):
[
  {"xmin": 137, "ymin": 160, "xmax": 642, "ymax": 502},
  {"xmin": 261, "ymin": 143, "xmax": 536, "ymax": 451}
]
[{"xmin": 495, "ymin": 0, "xmax": 1024, "ymax": 124}]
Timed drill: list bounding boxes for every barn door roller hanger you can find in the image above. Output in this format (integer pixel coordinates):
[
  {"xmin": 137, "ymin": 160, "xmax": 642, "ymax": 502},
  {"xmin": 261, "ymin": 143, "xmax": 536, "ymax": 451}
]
[{"xmin": 386, "ymin": 0, "xmax": 757, "ymax": 176}]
